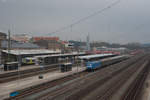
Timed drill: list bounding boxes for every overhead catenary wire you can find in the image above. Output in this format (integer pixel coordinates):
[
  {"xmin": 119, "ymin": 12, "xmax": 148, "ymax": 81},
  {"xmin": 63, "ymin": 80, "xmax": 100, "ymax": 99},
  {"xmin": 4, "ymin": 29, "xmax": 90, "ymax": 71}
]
[{"xmin": 50, "ymin": 0, "xmax": 122, "ymax": 34}]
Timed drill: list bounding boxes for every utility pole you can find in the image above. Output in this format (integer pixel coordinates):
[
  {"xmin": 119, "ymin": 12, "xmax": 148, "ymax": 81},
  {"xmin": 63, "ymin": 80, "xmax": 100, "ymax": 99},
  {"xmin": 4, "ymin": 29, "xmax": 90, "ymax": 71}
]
[
  {"xmin": 17, "ymin": 50, "xmax": 21, "ymax": 85},
  {"xmin": 86, "ymin": 34, "xmax": 90, "ymax": 51},
  {"xmin": 7, "ymin": 29, "xmax": 11, "ymax": 62},
  {"xmin": 77, "ymin": 49, "xmax": 79, "ymax": 73}
]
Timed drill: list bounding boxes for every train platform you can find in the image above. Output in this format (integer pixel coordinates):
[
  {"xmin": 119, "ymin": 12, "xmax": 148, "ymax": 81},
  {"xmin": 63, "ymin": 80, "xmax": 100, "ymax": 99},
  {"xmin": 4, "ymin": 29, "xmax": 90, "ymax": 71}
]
[
  {"xmin": 0, "ymin": 64, "xmax": 59, "ymax": 75},
  {"xmin": 0, "ymin": 66, "xmax": 86, "ymax": 99},
  {"xmin": 0, "ymin": 65, "xmax": 39, "ymax": 74}
]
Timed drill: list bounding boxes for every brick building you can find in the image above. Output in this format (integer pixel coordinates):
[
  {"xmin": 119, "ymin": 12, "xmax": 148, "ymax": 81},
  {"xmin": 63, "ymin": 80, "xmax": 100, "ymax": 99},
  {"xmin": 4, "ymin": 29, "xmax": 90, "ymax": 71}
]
[
  {"xmin": 33, "ymin": 37, "xmax": 64, "ymax": 51},
  {"xmin": 32, "ymin": 37, "xmax": 59, "ymax": 42}
]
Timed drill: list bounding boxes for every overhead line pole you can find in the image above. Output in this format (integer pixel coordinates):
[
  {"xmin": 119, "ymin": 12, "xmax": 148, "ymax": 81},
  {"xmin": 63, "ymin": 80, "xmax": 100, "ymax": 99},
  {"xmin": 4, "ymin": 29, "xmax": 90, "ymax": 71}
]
[{"xmin": 8, "ymin": 29, "xmax": 11, "ymax": 62}]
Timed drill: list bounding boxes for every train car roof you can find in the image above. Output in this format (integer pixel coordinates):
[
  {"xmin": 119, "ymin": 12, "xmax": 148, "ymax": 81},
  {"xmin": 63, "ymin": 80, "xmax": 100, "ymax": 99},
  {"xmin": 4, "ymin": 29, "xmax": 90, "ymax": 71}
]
[
  {"xmin": 61, "ymin": 62, "xmax": 72, "ymax": 65},
  {"xmin": 100, "ymin": 55, "xmax": 125, "ymax": 61},
  {"xmin": 78, "ymin": 53, "xmax": 115, "ymax": 60}
]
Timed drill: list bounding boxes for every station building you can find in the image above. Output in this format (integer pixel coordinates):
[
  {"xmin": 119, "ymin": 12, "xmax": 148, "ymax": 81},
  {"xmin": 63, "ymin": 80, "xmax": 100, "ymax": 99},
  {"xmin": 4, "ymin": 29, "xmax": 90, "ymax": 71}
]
[{"xmin": 1, "ymin": 49, "xmax": 61, "ymax": 64}]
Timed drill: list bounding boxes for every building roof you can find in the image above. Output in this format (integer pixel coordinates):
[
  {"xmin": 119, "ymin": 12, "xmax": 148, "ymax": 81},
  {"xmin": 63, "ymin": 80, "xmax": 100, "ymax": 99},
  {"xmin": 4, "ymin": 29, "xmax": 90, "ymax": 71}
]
[
  {"xmin": 1, "ymin": 40, "xmax": 40, "ymax": 49},
  {"xmin": 61, "ymin": 41, "xmax": 69, "ymax": 44},
  {"xmin": 11, "ymin": 33, "xmax": 32, "ymax": 43},
  {"xmin": 2, "ymin": 49, "xmax": 61, "ymax": 55},
  {"xmin": 11, "ymin": 36, "xmax": 29, "ymax": 43}
]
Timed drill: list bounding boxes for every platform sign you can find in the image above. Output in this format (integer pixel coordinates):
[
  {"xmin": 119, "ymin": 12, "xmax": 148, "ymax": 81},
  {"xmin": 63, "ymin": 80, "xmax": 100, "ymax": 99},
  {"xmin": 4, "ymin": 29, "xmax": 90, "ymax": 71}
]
[{"xmin": 10, "ymin": 91, "xmax": 19, "ymax": 97}]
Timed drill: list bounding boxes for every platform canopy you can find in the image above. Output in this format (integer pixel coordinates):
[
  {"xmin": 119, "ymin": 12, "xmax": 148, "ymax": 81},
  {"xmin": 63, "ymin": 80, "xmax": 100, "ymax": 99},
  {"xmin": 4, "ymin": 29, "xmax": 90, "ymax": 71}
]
[
  {"xmin": 35, "ymin": 52, "xmax": 86, "ymax": 58},
  {"xmin": 2, "ymin": 49, "xmax": 61, "ymax": 56}
]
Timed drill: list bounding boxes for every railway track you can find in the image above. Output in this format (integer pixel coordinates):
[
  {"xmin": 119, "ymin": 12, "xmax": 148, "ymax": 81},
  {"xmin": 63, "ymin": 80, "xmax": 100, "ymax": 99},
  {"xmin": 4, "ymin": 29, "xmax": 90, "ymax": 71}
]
[
  {"xmin": 5, "ymin": 71, "xmax": 89, "ymax": 100},
  {"xmin": 64, "ymin": 54, "xmax": 149, "ymax": 100},
  {"xmin": 122, "ymin": 59, "xmax": 150, "ymax": 100},
  {"xmin": 93, "ymin": 56, "xmax": 149, "ymax": 100},
  {"xmin": 0, "ymin": 62, "xmax": 81, "ymax": 83},
  {"xmin": 0, "ymin": 64, "xmax": 59, "ymax": 83},
  {"xmin": 48, "ymin": 54, "xmax": 147, "ymax": 100},
  {"xmin": 5, "ymin": 54, "xmax": 145, "ymax": 100},
  {"xmin": 0, "ymin": 67, "xmax": 58, "ymax": 83}
]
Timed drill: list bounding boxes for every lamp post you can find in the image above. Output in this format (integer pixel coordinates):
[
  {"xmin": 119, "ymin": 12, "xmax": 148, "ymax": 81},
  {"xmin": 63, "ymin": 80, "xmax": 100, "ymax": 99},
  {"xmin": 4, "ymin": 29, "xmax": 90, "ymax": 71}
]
[
  {"xmin": 77, "ymin": 48, "xmax": 79, "ymax": 73},
  {"xmin": 17, "ymin": 50, "xmax": 21, "ymax": 85},
  {"xmin": 39, "ymin": 58, "xmax": 44, "ymax": 79}
]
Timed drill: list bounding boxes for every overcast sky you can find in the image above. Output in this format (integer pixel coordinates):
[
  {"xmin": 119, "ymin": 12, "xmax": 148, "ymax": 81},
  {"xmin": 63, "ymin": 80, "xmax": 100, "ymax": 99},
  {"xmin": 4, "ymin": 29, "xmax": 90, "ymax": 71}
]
[{"xmin": 0, "ymin": 0, "xmax": 150, "ymax": 44}]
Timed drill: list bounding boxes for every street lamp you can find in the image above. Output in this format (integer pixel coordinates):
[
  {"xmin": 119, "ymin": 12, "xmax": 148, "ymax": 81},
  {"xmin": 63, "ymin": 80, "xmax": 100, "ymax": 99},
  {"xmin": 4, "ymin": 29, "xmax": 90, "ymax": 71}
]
[{"xmin": 38, "ymin": 58, "xmax": 44, "ymax": 79}]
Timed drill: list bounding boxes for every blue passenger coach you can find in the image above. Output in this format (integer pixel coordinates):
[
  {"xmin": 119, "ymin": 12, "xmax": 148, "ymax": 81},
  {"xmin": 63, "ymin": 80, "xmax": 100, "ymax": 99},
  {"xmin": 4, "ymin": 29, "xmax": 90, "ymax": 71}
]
[
  {"xmin": 79, "ymin": 54, "xmax": 116, "ymax": 70},
  {"xmin": 79, "ymin": 54, "xmax": 128, "ymax": 71},
  {"xmin": 86, "ymin": 61, "xmax": 101, "ymax": 69}
]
